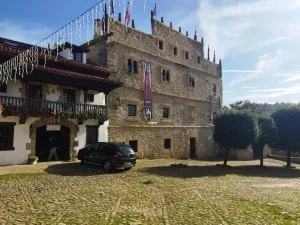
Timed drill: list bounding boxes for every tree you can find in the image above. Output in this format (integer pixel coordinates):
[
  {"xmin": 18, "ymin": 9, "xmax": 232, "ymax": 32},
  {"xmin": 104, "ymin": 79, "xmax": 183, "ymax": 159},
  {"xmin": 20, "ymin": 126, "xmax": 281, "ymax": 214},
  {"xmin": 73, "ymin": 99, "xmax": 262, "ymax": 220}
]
[
  {"xmin": 253, "ymin": 115, "xmax": 276, "ymax": 167},
  {"xmin": 272, "ymin": 107, "xmax": 300, "ymax": 168},
  {"xmin": 213, "ymin": 110, "xmax": 259, "ymax": 166}
]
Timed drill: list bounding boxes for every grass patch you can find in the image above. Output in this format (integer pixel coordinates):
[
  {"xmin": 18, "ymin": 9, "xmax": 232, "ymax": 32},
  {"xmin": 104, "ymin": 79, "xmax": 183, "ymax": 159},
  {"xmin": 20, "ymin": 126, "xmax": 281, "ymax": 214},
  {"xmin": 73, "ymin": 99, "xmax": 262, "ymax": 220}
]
[{"xmin": 0, "ymin": 172, "xmax": 50, "ymax": 181}]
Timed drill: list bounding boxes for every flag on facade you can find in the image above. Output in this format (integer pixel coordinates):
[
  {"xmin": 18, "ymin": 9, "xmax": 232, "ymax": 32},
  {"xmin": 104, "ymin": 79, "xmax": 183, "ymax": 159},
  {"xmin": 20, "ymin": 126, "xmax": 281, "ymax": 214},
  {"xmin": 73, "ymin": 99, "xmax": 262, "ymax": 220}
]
[
  {"xmin": 153, "ymin": 3, "xmax": 157, "ymax": 16},
  {"xmin": 125, "ymin": 2, "xmax": 130, "ymax": 26},
  {"xmin": 194, "ymin": 27, "xmax": 197, "ymax": 40},
  {"xmin": 110, "ymin": 0, "xmax": 115, "ymax": 16}
]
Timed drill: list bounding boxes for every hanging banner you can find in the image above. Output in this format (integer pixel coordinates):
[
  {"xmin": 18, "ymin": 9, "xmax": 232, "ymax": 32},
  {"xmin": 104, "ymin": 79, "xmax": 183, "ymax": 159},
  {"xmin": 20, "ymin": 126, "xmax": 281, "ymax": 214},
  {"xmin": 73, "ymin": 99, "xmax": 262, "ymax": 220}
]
[{"xmin": 143, "ymin": 61, "xmax": 152, "ymax": 121}]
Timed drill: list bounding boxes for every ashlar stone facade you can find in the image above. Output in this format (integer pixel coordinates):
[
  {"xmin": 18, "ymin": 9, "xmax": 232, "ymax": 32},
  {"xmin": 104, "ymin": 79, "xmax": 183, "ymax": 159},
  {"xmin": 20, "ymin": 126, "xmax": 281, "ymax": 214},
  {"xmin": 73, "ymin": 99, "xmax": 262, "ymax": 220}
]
[{"xmin": 86, "ymin": 14, "xmax": 222, "ymax": 159}]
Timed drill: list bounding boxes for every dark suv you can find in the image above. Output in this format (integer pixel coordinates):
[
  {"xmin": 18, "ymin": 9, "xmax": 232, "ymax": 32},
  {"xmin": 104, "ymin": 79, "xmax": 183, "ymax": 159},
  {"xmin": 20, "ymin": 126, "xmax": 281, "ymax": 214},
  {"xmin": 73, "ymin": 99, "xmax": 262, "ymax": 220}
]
[{"xmin": 77, "ymin": 142, "xmax": 136, "ymax": 172}]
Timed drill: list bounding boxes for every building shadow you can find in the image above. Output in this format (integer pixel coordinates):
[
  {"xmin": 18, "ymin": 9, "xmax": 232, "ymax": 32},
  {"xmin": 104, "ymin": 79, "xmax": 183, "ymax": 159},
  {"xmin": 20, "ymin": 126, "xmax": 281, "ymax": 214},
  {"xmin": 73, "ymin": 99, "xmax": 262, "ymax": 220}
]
[
  {"xmin": 44, "ymin": 162, "xmax": 124, "ymax": 176},
  {"xmin": 142, "ymin": 165, "xmax": 300, "ymax": 179}
]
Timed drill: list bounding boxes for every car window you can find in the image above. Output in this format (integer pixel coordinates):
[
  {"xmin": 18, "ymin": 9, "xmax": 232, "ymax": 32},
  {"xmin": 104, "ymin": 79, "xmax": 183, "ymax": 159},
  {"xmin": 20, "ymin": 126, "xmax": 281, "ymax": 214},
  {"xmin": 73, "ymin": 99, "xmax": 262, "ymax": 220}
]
[{"xmin": 118, "ymin": 145, "xmax": 134, "ymax": 154}]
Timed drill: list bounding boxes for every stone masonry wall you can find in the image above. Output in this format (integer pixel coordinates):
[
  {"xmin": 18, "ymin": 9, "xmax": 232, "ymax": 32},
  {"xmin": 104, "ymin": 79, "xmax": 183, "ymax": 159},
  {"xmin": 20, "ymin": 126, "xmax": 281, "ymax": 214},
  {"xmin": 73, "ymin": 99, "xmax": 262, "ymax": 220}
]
[{"xmin": 86, "ymin": 16, "xmax": 222, "ymax": 158}]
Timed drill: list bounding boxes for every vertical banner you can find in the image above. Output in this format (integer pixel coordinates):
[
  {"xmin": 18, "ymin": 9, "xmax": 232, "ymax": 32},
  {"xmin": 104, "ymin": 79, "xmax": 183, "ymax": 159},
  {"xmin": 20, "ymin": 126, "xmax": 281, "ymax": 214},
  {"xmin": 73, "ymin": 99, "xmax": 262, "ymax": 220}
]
[{"xmin": 143, "ymin": 61, "xmax": 152, "ymax": 121}]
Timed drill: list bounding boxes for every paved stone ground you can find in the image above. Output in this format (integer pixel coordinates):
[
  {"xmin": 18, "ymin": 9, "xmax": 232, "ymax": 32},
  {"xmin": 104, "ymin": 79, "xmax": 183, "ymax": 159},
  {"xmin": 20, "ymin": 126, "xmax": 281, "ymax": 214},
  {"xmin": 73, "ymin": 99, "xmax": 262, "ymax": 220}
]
[{"xmin": 1, "ymin": 159, "xmax": 300, "ymax": 225}]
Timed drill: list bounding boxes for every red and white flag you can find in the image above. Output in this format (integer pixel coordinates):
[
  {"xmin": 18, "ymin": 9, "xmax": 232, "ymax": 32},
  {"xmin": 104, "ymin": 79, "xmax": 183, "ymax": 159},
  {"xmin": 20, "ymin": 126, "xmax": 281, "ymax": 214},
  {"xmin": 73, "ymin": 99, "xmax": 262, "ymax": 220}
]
[{"xmin": 125, "ymin": 2, "xmax": 130, "ymax": 26}]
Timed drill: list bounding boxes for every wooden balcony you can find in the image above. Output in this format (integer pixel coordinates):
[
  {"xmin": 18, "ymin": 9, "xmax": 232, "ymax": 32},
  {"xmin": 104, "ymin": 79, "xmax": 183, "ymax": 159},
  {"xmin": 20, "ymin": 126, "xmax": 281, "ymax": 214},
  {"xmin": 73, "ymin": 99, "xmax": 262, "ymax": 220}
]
[{"xmin": 0, "ymin": 96, "xmax": 109, "ymax": 125}]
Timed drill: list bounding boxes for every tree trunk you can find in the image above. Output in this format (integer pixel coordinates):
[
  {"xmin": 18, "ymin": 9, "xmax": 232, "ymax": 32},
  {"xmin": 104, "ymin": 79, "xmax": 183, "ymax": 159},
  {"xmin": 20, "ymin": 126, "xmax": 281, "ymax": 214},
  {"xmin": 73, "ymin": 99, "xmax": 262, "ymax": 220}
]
[
  {"xmin": 287, "ymin": 150, "xmax": 292, "ymax": 168},
  {"xmin": 223, "ymin": 148, "xmax": 230, "ymax": 166},
  {"xmin": 260, "ymin": 147, "xmax": 264, "ymax": 167}
]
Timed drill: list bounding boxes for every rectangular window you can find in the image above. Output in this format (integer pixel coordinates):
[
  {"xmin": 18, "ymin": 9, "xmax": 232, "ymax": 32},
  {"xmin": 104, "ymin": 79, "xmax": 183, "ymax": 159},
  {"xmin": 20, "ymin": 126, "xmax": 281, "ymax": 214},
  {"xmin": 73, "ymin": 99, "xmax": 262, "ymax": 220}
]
[
  {"xmin": 189, "ymin": 77, "xmax": 195, "ymax": 88},
  {"xmin": 87, "ymin": 94, "xmax": 94, "ymax": 102},
  {"xmin": 185, "ymin": 51, "xmax": 189, "ymax": 60},
  {"xmin": 128, "ymin": 104, "xmax": 137, "ymax": 116},
  {"xmin": 129, "ymin": 140, "xmax": 138, "ymax": 152},
  {"xmin": 197, "ymin": 56, "xmax": 201, "ymax": 64},
  {"xmin": 74, "ymin": 52, "xmax": 82, "ymax": 62},
  {"xmin": 164, "ymin": 139, "xmax": 171, "ymax": 149},
  {"xmin": 29, "ymin": 84, "xmax": 42, "ymax": 99},
  {"xmin": 174, "ymin": 47, "xmax": 178, "ymax": 55},
  {"xmin": 63, "ymin": 89, "xmax": 76, "ymax": 102},
  {"xmin": 0, "ymin": 122, "xmax": 15, "ymax": 151},
  {"xmin": 0, "ymin": 83, "xmax": 7, "ymax": 93},
  {"xmin": 163, "ymin": 108, "xmax": 170, "ymax": 118},
  {"xmin": 213, "ymin": 84, "xmax": 217, "ymax": 93},
  {"xmin": 86, "ymin": 126, "xmax": 98, "ymax": 145},
  {"xmin": 159, "ymin": 40, "xmax": 164, "ymax": 50}
]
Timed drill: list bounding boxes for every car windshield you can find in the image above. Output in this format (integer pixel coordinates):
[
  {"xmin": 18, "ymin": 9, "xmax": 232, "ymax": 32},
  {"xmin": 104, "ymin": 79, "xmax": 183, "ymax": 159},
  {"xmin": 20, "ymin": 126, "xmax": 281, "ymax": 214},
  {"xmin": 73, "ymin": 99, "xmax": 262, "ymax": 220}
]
[{"xmin": 118, "ymin": 145, "xmax": 134, "ymax": 154}]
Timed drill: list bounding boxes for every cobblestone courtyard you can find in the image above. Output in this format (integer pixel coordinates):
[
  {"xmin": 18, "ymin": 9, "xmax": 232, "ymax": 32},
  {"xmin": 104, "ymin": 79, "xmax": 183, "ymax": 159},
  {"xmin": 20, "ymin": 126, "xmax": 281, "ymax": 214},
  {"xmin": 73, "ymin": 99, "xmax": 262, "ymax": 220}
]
[{"xmin": 1, "ymin": 159, "xmax": 300, "ymax": 225}]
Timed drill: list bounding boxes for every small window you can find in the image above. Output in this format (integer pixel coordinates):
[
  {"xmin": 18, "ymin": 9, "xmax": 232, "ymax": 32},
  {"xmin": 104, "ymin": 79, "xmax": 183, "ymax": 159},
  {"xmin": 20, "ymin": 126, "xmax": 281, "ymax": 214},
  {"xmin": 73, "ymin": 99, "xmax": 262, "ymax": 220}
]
[
  {"xmin": 128, "ymin": 104, "xmax": 137, "ymax": 116},
  {"xmin": 164, "ymin": 139, "xmax": 171, "ymax": 149},
  {"xmin": 86, "ymin": 126, "xmax": 98, "ymax": 145},
  {"xmin": 133, "ymin": 61, "xmax": 138, "ymax": 73},
  {"xmin": 213, "ymin": 84, "xmax": 217, "ymax": 93},
  {"xmin": 159, "ymin": 40, "xmax": 164, "ymax": 50},
  {"xmin": 87, "ymin": 94, "xmax": 94, "ymax": 102},
  {"xmin": 162, "ymin": 70, "xmax": 166, "ymax": 81},
  {"xmin": 197, "ymin": 56, "xmax": 201, "ymax": 64},
  {"xmin": 189, "ymin": 77, "xmax": 195, "ymax": 88},
  {"xmin": 166, "ymin": 71, "xmax": 170, "ymax": 82},
  {"xmin": 163, "ymin": 108, "xmax": 170, "ymax": 118},
  {"xmin": 128, "ymin": 59, "xmax": 133, "ymax": 73},
  {"xmin": 74, "ymin": 52, "xmax": 82, "ymax": 62},
  {"xmin": 0, "ymin": 122, "xmax": 15, "ymax": 151},
  {"xmin": 129, "ymin": 140, "xmax": 138, "ymax": 152},
  {"xmin": 185, "ymin": 51, "xmax": 189, "ymax": 60},
  {"xmin": 174, "ymin": 47, "xmax": 178, "ymax": 55},
  {"xmin": 0, "ymin": 83, "xmax": 7, "ymax": 93}
]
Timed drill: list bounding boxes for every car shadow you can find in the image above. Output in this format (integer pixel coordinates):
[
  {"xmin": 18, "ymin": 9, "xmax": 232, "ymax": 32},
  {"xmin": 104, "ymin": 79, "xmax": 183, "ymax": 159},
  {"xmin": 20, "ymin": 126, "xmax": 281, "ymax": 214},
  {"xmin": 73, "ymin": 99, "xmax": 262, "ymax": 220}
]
[
  {"xmin": 44, "ymin": 162, "xmax": 125, "ymax": 176},
  {"xmin": 142, "ymin": 165, "xmax": 300, "ymax": 179}
]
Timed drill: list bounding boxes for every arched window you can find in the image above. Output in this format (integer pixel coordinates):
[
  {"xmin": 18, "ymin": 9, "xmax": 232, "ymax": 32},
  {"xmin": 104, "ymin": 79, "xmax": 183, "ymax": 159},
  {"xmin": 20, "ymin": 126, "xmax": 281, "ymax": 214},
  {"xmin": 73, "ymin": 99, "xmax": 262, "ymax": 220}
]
[
  {"xmin": 133, "ymin": 61, "xmax": 138, "ymax": 73},
  {"xmin": 128, "ymin": 59, "xmax": 133, "ymax": 73},
  {"xmin": 166, "ymin": 71, "xmax": 170, "ymax": 82}
]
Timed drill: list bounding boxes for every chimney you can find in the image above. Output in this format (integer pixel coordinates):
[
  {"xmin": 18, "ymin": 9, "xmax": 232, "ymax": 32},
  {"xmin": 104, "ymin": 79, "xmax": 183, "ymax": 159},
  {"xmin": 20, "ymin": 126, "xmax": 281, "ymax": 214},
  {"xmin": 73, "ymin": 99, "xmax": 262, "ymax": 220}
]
[
  {"xmin": 201, "ymin": 37, "xmax": 204, "ymax": 44},
  {"xmin": 186, "ymin": 31, "xmax": 188, "ymax": 36},
  {"xmin": 170, "ymin": 22, "xmax": 173, "ymax": 28},
  {"xmin": 118, "ymin": 13, "xmax": 122, "ymax": 22},
  {"xmin": 94, "ymin": 19, "xmax": 101, "ymax": 38},
  {"xmin": 179, "ymin": 27, "xmax": 181, "ymax": 33},
  {"xmin": 132, "ymin": 20, "xmax": 135, "ymax": 29},
  {"xmin": 161, "ymin": 17, "xmax": 164, "ymax": 23}
]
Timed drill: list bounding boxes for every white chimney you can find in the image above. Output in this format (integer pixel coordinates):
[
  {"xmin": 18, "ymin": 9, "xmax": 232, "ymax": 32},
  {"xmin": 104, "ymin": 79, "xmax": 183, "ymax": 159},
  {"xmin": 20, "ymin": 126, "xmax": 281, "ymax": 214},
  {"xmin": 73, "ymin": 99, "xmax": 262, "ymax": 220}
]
[{"xmin": 94, "ymin": 19, "xmax": 101, "ymax": 38}]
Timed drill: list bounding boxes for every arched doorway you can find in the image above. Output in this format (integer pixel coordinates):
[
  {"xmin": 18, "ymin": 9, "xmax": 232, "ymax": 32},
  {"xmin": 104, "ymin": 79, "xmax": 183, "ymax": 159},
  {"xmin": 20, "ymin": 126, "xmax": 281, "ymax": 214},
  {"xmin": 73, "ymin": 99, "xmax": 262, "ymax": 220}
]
[{"xmin": 35, "ymin": 125, "xmax": 70, "ymax": 162}]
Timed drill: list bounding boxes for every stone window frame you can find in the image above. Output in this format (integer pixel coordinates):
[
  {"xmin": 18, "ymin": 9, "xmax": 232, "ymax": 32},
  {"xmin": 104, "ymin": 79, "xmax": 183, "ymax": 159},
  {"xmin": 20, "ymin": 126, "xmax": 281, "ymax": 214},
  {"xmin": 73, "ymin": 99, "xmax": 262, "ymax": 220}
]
[
  {"xmin": 0, "ymin": 122, "xmax": 16, "ymax": 151},
  {"xmin": 185, "ymin": 51, "xmax": 190, "ymax": 60},
  {"xmin": 213, "ymin": 84, "xmax": 217, "ymax": 93},
  {"xmin": 164, "ymin": 138, "xmax": 171, "ymax": 150},
  {"xmin": 173, "ymin": 46, "xmax": 178, "ymax": 56},
  {"xmin": 188, "ymin": 105, "xmax": 196, "ymax": 123},
  {"xmin": 160, "ymin": 66, "xmax": 172, "ymax": 83},
  {"xmin": 197, "ymin": 56, "xmax": 201, "ymax": 64},
  {"xmin": 163, "ymin": 107, "xmax": 170, "ymax": 119},
  {"xmin": 158, "ymin": 40, "xmax": 164, "ymax": 50},
  {"xmin": 126, "ymin": 58, "xmax": 140, "ymax": 75},
  {"xmin": 127, "ymin": 104, "xmax": 137, "ymax": 117},
  {"xmin": 188, "ymin": 74, "xmax": 196, "ymax": 89}
]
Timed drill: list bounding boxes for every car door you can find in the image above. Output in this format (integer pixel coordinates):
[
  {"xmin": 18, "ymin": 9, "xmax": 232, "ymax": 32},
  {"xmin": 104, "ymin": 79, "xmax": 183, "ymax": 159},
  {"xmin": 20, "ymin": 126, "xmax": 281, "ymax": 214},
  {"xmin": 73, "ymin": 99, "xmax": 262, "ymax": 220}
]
[
  {"xmin": 94, "ymin": 143, "xmax": 104, "ymax": 164},
  {"xmin": 86, "ymin": 144, "xmax": 98, "ymax": 163}
]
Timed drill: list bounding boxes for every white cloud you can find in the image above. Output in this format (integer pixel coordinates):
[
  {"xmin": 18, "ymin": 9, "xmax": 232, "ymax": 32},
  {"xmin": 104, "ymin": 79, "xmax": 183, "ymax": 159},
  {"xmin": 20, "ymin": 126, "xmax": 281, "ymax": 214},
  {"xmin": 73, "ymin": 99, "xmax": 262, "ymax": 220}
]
[
  {"xmin": 0, "ymin": 19, "xmax": 52, "ymax": 44},
  {"xmin": 229, "ymin": 49, "xmax": 286, "ymax": 87}
]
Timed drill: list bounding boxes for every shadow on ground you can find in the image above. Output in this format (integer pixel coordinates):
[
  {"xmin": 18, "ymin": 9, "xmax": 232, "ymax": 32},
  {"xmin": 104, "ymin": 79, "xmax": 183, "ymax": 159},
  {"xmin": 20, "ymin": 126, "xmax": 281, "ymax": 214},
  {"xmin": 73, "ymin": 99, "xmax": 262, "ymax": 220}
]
[
  {"xmin": 142, "ymin": 165, "xmax": 300, "ymax": 179},
  {"xmin": 44, "ymin": 162, "xmax": 124, "ymax": 176}
]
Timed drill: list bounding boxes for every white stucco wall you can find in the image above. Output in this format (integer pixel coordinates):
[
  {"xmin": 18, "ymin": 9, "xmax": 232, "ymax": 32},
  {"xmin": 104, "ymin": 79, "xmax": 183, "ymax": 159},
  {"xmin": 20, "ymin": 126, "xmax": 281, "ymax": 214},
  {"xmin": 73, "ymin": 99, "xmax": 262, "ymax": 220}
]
[
  {"xmin": 0, "ymin": 80, "xmax": 22, "ymax": 98},
  {"xmin": 0, "ymin": 117, "xmax": 31, "ymax": 165},
  {"xmin": 46, "ymin": 84, "xmax": 60, "ymax": 101},
  {"xmin": 74, "ymin": 120, "xmax": 108, "ymax": 153}
]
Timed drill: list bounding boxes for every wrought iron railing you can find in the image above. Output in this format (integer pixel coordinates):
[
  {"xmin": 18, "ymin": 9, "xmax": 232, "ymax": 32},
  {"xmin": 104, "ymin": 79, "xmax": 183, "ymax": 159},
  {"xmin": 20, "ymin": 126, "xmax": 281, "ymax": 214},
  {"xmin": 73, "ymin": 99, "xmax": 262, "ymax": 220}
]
[{"xmin": 0, "ymin": 96, "xmax": 109, "ymax": 123}]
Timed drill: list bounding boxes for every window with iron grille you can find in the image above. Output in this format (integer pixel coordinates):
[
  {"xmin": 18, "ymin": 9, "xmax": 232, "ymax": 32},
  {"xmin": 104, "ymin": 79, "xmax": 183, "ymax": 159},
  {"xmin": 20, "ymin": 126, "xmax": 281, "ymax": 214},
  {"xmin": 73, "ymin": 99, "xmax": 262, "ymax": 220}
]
[
  {"xmin": 86, "ymin": 126, "xmax": 98, "ymax": 145},
  {"xmin": 129, "ymin": 140, "xmax": 138, "ymax": 152},
  {"xmin": 87, "ymin": 94, "xmax": 94, "ymax": 102},
  {"xmin": 164, "ymin": 139, "xmax": 171, "ymax": 149},
  {"xmin": 163, "ymin": 108, "xmax": 170, "ymax": 118},
  {"xmin": 0, "ymin": 83, "xmax": 7, "ymax": 93},
  {"xmin": 0, "ymin": 122, "xmax": 15, "ymax": 151},
  {"xmin": 128, "ymin": 104, "xmax": 137, "ymax": 116},
  {"xmin": 74, "ymin": 52, "xmax": 82, "ymax": 62}
]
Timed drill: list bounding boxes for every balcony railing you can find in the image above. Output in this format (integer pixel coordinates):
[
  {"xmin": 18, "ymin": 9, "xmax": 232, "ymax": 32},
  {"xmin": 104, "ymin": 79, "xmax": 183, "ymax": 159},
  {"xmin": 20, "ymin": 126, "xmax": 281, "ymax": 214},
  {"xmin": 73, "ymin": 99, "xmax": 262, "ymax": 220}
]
[{"xmin": 0, "ymin": 96, "xmax": 109, "ymax": 124}]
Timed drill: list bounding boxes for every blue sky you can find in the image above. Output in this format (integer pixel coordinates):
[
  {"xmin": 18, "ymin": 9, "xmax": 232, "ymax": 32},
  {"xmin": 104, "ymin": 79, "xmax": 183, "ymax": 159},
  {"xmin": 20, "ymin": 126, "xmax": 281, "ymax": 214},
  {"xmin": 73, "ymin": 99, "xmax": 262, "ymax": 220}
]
[{"xmin": 1, "ymin": 0, "xmax": 300, "ymax": 105}]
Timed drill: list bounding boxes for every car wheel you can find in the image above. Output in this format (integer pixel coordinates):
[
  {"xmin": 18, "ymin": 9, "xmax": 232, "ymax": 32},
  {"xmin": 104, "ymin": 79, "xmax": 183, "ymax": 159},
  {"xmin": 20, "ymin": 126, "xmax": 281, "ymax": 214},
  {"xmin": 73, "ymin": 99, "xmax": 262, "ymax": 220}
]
[{"xmin": 104, "ymin": 160, "xmax": 115, "ymax": 172}]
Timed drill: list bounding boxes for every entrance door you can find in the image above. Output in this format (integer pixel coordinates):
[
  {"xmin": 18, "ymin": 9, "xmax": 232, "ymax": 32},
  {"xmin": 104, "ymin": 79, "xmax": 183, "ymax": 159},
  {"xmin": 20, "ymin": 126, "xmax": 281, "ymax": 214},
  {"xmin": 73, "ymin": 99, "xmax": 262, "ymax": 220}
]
[
  {"xmin": 190, "ymin": 138, "xmax": 196, "ymax": 159},
  {"xmin": 35, "ymin": 125, "xmax": 70, "ymax": 162}
]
